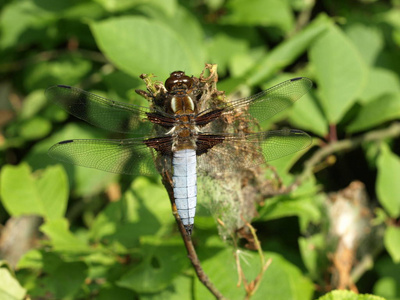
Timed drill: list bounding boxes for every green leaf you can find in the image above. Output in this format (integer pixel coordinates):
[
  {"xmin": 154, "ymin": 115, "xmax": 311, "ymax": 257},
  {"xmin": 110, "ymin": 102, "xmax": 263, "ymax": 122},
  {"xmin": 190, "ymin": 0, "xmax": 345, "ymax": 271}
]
[
  {"xmin": 0, "ymin": 0, "xmax": 54, "ymax": 49},
  {"xmin": 229, "ymin": 47, "xmax": 266, "ymax": 78},
  {"xmin": 376, "ymin": 144, "xmax": 400, "ymax": 218},
  {"xmin": 195, "ymin": 249, "xmax": 314, "ymax": 300},
  {"xmin": 0, "ymin": 164, "xmax": 68, "ymax": 219},
  {"xmin": 0, "ymin": 263, "xmax": 26, "ymax": 300},
  {"xmin": 139, "ymin": 5, "xmax": 205, "ymax": 77},
  {"xmin": 310, "ymin": 22, "xmax": 368, "ymax": 123},
  {"xmin": 19, "ymin": 90, "xmax": 47, "ymax": 120},
  {"xmin": 40, "ymin": 218, "xmax": 91, "ymax": 252},
  {"xmin": 384, "ymin": 226, "xmax": 400, "ymax": 263},
  {"xmin": 299, "ymin": 234, "xmax": 327, "ymax": 280},
  {"xmin": 89, "ymin": 177, "xmax": 171, "ymax": 247},
  {"xmin": 317, "ymin": 289, "xmax": 386, "ymax": 300},
  {"xmin": 16, "ymin": 249, "xmax": 44, "ymax": 270},
  {"xmin": 91, "ymin": 16, "xmax": 205, "ymax": 80},
  {"xmin": 1, "ymin": 164, "xmax": 44, "ymax": 216},
  {"xmin": 373, "ymin": 256, "xmax": 400, "ymax": 299},
  {"xmin": 259, "ymin": 74, "xmax": 327, "ymax": 137},
  {"xmin": 24, "ymin": 54, "xmax": 92, "ymax": 91},
  {"xmin": 373, "ymin": 277, "xmax": 398, "ymax": 300},
  {"xmin": 139, "ymin": 274, "xmax": 192, "ymax": 300},
  {"xmin": 244, "ymin": 13, "xmax": 330, "ymax": 87},
  {"xmin": 18, "ymin": 117, "xmax": 51, "ymax": 140},
  {"xmin": 347, "ymin": 93, "xmax": 400, "ymax": 133},
  {"xmin": 222, "ymin": 0, "xmax": 294, "ymax": 33},
  {"xmin": 258, "ymin": 195, "xmax": 321, "ymax": 231},
  {"xmin": 97, "ymin": 286, "xmax": 135, "ymax": 300},
  {"xmin": 345, "ymin": 23, "xmax": 384, "ymax": 66},
  {"xmin": 290, "ymin": 91, "xmax": 328, "ymax": 137},
  {"xmin": 25, "ymin": 123, "xmax": 117, "ymax": 197},
  {"xmin": 36, "ymin": 165, "xmax": 68, "ymax": 220},
  {"xmin": 359, "ymin": 68, "xmax": 400, "ymax": 104},
  {"xmin": 94, "ymin": 0, "xmax": 177, "ymax": 15},
  {"xmin": 206, "ymin": 32, "xmax": 250, "ymax": 76},
  {"xmin": 117, "ymin": 239, "xmax": 188, "ymax": 293},
  {"xmin": 45, "ymin": 261, "xmax": 88, "ymax": 299}
]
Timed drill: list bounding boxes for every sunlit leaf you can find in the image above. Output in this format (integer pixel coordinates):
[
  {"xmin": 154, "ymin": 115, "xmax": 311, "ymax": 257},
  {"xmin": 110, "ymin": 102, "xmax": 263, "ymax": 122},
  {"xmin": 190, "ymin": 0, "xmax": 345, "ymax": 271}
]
[
  {"xmin": 244, "ymin": 14, "xmax": 330, "ymax": 87},
  {"xmin": 89, "ymin": 177, "xmax": 171, "ymax": 247},
  {"xmin": 347, "ymin": 93, "xmax": 400, "ymax": 133},
  {"xmin": 0, "ymin": 263, "xmax": 26, "ymax": 300},
  {"xmin": 94, "ymin": 0, "xmax": 176, "ymax": 16},
  {"xmin": 40, "ymin": 218, "xmax": 91, "ymax": 252},
  {"xmin": 384, "ymin": 226, "xmax": 400, "ymax": 263},
  {"xmin": 317, "ymin": 289, "xmax": 386, "ymax": 300},
  {"xmin": 290, "ymin": 91, "xmax": 328, "ymax": 137},
  {"xmin": 91, "ymin": 16, "xmax": 204, "ymax": 80},
  {"xmin": 0, "ymin": 164, "xmax": 68, "ymax": 219},
  {"xmin": 310, "ymin": 23, "xmax": 368, "ymax": 123},
  {"xmin": 222, "ymin": 0, "xmax": 294, "ymax": 32},
  {"xmin": 25, "ymin": 123, "xmax": 117, "ymax": 197},
  {"xmin": 0, "ymin": 164, "xmax": 43, "ymax": 216},
  {"xmin": 376, "ymin": 144, "xmax": 400, "ymax": 218},
  {"xmin": 19, "ymin": 117, "xmax": 51, "ymax": 140},
  {"xmin": 359, "ymin": 68, "xmax": 400, "ymax": 104},
  {"xmin": 195, "ymin": 248, "xmax": 314, "ymax": 299},
  {"xmin": 139, "ymin": 274, "xmax": 192, "ymax": 300},
  {"xmin": 345, "ymin": 23, "xmax": 384, "ymax": 66}
]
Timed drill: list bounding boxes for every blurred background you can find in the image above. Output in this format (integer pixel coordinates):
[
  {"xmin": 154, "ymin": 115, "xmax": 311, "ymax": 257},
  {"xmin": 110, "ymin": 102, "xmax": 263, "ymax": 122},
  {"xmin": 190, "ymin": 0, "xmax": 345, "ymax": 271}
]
[{"xmin": 1, "ymin": 0, "xmax": 400, "ymax": 299}]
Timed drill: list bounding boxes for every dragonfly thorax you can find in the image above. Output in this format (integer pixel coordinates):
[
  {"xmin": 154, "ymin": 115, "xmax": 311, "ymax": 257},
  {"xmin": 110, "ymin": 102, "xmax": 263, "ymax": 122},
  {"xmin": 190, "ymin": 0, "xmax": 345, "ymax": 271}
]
[
  {"xmin": 170, "ymin": 95, "xmax": 195, "ymax": 114},
  {"xmin": 171, "ymin": 114, "xmax": 199, "ymax": 151}
]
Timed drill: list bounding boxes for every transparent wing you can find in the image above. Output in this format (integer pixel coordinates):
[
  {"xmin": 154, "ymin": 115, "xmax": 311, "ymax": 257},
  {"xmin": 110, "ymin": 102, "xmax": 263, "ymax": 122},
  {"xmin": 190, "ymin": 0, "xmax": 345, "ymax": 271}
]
[
  {"xmin": 198, "ymin": 77, "xmax": 312, "ymax": 124},
  {"xmin": 46, "ymin": 85, "xmax": 170, "ymax": 135},
  {"xmin": 197, "ymin": 129, "xmax": 312, "ymax": 174},
  {"xmin": 48, "ymin": 137, "xmax": 172, "ymax": 175}
]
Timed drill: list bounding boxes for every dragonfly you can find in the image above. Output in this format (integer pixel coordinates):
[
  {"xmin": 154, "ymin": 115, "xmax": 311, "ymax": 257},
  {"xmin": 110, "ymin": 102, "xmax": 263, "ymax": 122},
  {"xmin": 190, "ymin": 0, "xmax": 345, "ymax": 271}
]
[{"xmin": 46, "ymin": 71, "xmax": 313, "ymax": 235}]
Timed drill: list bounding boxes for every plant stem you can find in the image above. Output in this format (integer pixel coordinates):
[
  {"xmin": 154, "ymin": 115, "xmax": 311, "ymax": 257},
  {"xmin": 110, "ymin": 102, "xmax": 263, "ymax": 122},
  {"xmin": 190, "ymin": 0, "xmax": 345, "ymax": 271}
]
[
  {"xmin": 161, "ymin": 171, "xmax": 226, "ymax": 300},
  {"xmin": 298, "ymin": 122, "xmax": 400, "ymax": 182}
]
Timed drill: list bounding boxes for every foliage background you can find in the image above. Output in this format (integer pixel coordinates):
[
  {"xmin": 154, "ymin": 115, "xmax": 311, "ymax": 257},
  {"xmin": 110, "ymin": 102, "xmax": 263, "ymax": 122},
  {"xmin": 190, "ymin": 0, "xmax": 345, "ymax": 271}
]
[{"xmin": 0, "ymin": 0, "xmax": 400, "ymax": 299}]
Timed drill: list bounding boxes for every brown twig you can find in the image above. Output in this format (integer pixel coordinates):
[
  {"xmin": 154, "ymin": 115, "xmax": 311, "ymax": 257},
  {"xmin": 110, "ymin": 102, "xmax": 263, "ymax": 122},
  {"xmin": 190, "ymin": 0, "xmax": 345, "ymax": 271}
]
[
  {"xmin": 160, "ymin": 171, "xmax": 226, "ymax": 300},
  {"xmin": 232, "ymin": 218, "xmax": 273, "ymax": 299},
  {"xmin": 242, "ymin": 219, "xmax": 272, "ymax": 298}
]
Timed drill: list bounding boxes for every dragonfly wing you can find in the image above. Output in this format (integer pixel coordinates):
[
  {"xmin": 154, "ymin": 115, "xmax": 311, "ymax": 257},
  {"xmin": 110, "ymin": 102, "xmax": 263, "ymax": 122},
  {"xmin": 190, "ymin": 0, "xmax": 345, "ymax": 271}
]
[
  {"xmin": 46, "ymin": 85, "xmax": 169, "ymax": 134},
  {"xmin": 197, "ymin": 77, "xmax": 312, "ymax": 124},
  {"xmin": 197, "ymin": 129, "xmax": 312, "ymax": 174},
  {"xmin": 48, "ymin": 137, "xmax": 172, "ymax": 175},
  {"xmin": 254, "ymin": 129, "xmax": 312, "ymax": 161}
]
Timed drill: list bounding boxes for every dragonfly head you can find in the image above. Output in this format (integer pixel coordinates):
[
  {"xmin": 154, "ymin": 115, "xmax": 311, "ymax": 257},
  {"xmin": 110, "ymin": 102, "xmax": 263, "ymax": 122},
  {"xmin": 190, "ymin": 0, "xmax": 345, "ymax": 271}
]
[{"xmin": 165, "ymin": 71, "xmax": 193, "ymax": 93}]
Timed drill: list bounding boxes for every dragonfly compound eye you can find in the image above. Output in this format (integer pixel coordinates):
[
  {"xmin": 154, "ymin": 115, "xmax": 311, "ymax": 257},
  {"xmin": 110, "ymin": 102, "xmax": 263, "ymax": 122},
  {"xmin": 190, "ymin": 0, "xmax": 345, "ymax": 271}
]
[{"xmin": 165, "ymin": 71, "xmax": 193, "ymax": 92}]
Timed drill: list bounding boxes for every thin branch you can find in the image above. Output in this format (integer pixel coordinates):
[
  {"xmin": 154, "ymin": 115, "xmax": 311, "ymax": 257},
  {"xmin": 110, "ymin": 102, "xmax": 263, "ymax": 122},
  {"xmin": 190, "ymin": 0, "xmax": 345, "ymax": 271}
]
[
  {"xmin": 298, "ymin": 122, "xmax": 400, "ymax": 182},
  {"xmin": 290, "ymin": 0, "xmax": 316, "ymax": 36},
  {"xmin": 161, "ymin": 171, "xmax": 226, "ymax": 300}
]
